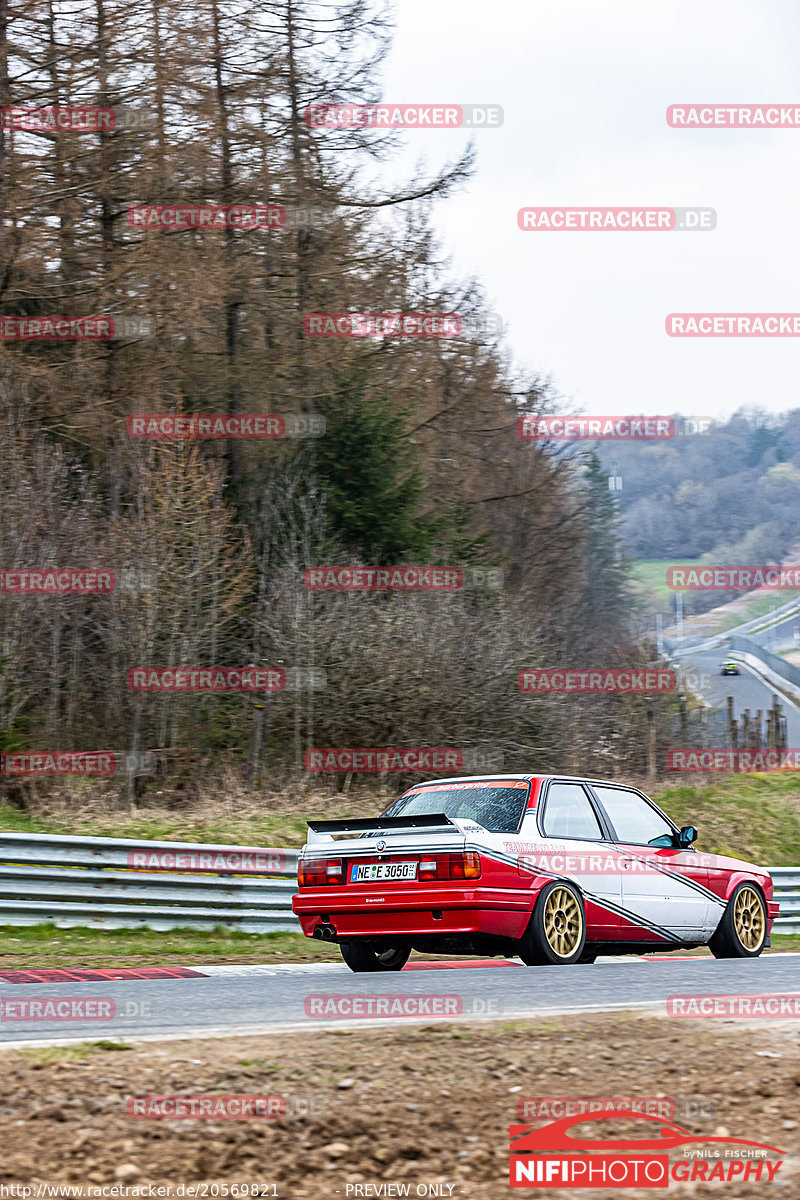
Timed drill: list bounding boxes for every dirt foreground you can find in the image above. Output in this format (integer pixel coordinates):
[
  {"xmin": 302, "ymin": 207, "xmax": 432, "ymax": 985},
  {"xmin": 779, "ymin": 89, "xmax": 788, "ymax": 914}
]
[{"xmin": 0, "ymin": 1012, "xmax": 797, "ymax": 1198}]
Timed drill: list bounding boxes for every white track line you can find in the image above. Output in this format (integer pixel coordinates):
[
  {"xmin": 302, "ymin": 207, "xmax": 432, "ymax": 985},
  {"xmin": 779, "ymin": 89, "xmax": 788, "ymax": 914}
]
[{"xmin": 196, "ymin": 953, "xmax": 800, "ymax": 976}]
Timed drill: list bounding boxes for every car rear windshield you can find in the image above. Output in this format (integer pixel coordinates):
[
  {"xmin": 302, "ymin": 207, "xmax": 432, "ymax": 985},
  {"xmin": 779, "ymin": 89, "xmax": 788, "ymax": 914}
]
[{"xmin": 382, "ymin": 784, "xmax": 530, "ymax": 833}]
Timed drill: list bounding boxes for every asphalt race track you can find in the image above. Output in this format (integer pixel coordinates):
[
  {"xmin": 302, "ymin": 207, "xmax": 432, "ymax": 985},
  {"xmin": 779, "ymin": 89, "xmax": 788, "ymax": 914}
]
[
  {"xmin": 0, "ymin": 954, "xmax": 798, "ymax": 1046},
  {"xmin": 678, "ymin": 648, "xmax": 800, "ymax": 743}
]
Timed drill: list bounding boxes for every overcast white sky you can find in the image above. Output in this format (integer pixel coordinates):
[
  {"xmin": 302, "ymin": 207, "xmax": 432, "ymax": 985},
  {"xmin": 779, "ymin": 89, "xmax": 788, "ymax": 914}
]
[{"xmin": 372, "ymin": 0, "xmax": 800, "ymax": 420}]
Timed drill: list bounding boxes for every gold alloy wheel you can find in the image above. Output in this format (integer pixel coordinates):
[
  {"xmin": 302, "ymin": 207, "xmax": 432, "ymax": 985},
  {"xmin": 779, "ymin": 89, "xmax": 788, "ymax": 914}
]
[
  {"xmin": 733, "ymin": 886, "xmax": 766, "ymax": 951},
  {"xmin": 543, "ymin": 886, "xmax": 583, "ymax": 958}
]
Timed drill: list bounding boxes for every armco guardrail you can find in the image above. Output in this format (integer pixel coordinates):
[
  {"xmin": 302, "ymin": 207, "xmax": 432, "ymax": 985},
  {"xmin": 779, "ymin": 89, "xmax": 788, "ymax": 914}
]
[
  {"xmin": 727, "ymin": 634, "xmax": 800, "ymax": 696},
  {"xmin": 0, "ymin": 832, "xmax": 795, "ymax": 935},
  {"xmin": 768, "ymin": 868, "xmax": 800, "ymax": 935},
  {"xmin": 665, "ymin": 596, "xmax": 800, "ymax": 658},
  {"xmin": 0, "ymin": 832, "xmax": 300, "ymax": 933}
]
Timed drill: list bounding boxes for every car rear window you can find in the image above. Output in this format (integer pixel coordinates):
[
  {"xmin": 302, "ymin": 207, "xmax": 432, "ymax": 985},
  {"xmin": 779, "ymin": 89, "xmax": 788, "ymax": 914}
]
[{"xmin": 382, "ymin": 784, "xmax": 530, "ymax": 833}]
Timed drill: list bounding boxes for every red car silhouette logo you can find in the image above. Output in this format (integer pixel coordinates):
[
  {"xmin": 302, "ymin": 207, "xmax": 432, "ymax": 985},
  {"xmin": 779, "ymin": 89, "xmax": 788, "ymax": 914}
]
[{"xmin": 510, "ymin": 1111, "xmax": 784, "ymax": 1155}]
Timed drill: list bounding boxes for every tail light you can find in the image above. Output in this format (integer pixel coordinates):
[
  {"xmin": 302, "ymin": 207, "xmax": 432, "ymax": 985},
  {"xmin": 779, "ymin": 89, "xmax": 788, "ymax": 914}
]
[
  {"xmin": 298, "ymin": 858, "xmax": 344, "ymax": 887},
  {"xmin": 418, "ymin": 852, "xmax": 481, "ymax": 881}
]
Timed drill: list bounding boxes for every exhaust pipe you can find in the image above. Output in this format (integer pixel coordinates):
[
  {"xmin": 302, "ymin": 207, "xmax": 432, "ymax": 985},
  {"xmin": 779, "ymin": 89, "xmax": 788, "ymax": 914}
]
[{"xmin": 313, "ymin": 922, "xmax": 337, "ymax": 941}]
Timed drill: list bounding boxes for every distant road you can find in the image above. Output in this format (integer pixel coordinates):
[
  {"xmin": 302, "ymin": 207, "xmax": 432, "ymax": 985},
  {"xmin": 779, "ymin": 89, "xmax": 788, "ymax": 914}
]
[{"xmin": 677, "ymin": 647, "xmax": 800, "ymax": 743}]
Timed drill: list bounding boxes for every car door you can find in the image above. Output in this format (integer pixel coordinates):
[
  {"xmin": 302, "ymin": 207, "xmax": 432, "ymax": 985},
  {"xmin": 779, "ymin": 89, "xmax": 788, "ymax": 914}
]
[
  {"xmin": 536, "ymin": 781, "xmax": 621, "ymax": 933},
  {"xmin": 589, "ymin": 784, "xmax": 711, "ymax": 940}
]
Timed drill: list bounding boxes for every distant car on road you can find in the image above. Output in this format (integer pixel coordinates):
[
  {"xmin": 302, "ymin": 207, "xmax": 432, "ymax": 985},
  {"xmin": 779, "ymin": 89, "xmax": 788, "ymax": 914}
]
[
  {"xmin": 720, "ymin": 660, "xmax": 740, "ymax": 675},
  {"xmin": 293, "ymin": 774, "xmax": 778, "ymax": 971}
]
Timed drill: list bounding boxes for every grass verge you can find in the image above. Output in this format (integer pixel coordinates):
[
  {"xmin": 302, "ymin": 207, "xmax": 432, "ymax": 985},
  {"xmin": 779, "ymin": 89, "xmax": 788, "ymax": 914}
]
[
  {"xmin": 0, "ymin": 923, "xmax": 794, "ymax": 969},
  {"xmin": 0, "ymin": 924, "xmax": 341, "ymax": 967}
]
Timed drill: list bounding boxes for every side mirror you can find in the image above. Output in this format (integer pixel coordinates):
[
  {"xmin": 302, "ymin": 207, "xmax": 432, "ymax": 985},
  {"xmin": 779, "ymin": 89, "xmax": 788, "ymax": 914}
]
[{"xmin": 678, "ymin": 825, "xmax": 698, "ymax": 848}]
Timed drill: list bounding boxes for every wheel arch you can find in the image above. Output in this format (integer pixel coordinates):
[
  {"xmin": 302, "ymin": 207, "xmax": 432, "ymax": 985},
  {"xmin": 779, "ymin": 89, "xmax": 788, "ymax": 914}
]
[{"xmin": 721, "ymin": 871, "xmax": 770, "ymax": 905}]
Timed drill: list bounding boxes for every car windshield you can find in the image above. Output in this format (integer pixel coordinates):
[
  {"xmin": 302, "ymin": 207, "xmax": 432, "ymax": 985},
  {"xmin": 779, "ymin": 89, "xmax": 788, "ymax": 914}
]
[{"xmin": 382, "ymin": 784, "xmax": 530, "ymax": 833}]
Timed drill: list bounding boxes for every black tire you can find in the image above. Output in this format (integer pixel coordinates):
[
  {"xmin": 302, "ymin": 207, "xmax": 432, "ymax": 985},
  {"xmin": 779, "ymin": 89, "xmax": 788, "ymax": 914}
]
[
  {"xmin": 518, "ymin": 881, "xmax": 586, "ymax": 966},
  {"xmin": 708, "ymin": 882, "xmax": 767, "ymax": 959},
  {"xmin": 339, "ymin": 940, "xmax": 410, "ymax": 972}
]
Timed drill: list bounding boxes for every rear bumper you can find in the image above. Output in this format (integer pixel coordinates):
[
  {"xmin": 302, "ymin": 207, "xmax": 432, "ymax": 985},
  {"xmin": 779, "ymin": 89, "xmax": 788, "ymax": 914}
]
[
  {"xmin": 767, "ymin": 900, "xmax": 780, "ymax": 931},
  {"xmin": 292, "ymin": 884, "xmax": 532, "ymax": 940}
]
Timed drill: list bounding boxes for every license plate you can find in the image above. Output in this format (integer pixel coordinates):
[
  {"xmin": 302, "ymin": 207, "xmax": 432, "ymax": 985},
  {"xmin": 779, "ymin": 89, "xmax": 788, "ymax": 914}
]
[{"xmin": 351, "ymin": 861, "xmax": 418, "ymax": 883}]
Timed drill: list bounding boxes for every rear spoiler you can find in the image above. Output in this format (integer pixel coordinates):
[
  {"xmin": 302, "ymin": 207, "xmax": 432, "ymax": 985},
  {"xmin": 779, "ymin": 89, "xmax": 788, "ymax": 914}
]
[{"xmin": 307, "ymin": 813, "xmax": 457, "ymax": 836}]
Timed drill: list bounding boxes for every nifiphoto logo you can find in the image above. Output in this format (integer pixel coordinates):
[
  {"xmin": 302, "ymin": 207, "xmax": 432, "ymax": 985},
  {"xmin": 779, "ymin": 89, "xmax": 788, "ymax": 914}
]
[{"xmin": 510, "ymin": 1107, "xmax": 784, "ymax": 1187}]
